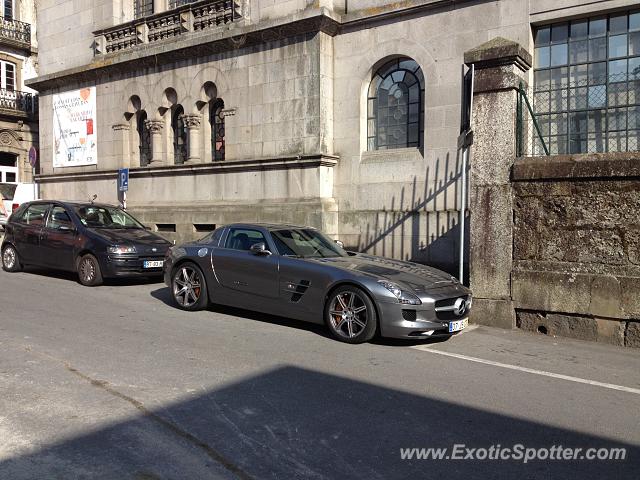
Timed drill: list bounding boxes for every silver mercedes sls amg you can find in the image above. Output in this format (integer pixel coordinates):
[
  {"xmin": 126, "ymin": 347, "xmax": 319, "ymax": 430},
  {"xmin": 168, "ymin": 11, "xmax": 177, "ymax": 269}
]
[{"xmin": 164, "ymin": 223, "xmax": 472, "ymax": 344}]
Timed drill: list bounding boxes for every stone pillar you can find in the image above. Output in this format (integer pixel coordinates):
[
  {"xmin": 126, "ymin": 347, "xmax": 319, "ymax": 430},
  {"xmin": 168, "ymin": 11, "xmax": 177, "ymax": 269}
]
[
  {"xmin": 145, "ymin": 120, "xmax": 165, "ymax": 166},
  {"xmin": 153, "ymin": 0, "xmax": 167, "ymax": 15},
  {"xmin": 463, "ymin": 38, "xmax": 532, "ymax": 329},
  {"xmin": 112, "ymin": 123, "xmax": 131, "ymax": 168},
  {"xmin": 182, "ymin": 114, "xmax": 202, "ymax": 164}
]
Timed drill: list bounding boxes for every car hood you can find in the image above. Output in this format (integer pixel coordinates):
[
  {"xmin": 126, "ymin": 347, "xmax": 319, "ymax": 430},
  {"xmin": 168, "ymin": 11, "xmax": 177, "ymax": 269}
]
[
  {"xmin": 88, "ymin": 228, "xmax": 171, "ymax": 247},
  {"xmin": 309, "ymin": 253, "xmax": 468, "ymax": 294}
]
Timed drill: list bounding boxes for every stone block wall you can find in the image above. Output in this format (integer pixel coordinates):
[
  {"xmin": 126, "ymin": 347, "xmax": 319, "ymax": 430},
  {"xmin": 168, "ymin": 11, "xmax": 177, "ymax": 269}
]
[{"xmin": 512, "ymin": 153, "xmax": 640, "ymax": 347}]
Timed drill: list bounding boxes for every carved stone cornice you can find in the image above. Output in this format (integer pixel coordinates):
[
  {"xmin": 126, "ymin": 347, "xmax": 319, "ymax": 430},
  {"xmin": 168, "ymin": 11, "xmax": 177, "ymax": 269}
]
[{"xmin": 27, "ymin": 13, "xmax": 341, "ymax": 92}]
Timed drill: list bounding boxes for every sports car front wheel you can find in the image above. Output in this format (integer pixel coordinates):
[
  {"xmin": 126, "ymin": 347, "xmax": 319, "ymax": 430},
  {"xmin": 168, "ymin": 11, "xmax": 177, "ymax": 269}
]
[
  {"xmin": 172, "ymin": 263, "xmax": 209, "ymax": 311},
  {"xmin": 325, "ymin": 286, "xmax": 377, "ymax": 344}
]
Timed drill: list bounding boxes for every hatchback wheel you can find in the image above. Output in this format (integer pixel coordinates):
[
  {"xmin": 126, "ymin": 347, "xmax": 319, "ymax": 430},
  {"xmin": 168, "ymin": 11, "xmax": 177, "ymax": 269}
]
[
  {"xmin": 2, "ymin": 245, "xmax": 22, "ymax": 272},
  {"xmin": 172, "ymin": 263, "xmax": 208, "ymax": 311},
  {"xmin": 77, "ymin": 254, "xmax": 103, "ymax": 286},
  {"xmin": 325, "ymin": 286, "xmax": 377, "ymax": 344}
]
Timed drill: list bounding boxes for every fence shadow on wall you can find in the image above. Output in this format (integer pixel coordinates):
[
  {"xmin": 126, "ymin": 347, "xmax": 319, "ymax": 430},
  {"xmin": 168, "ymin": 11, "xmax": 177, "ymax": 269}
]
[{"xmin": 354, "ymin": 152, "xmax": 470, "ymax": 281}]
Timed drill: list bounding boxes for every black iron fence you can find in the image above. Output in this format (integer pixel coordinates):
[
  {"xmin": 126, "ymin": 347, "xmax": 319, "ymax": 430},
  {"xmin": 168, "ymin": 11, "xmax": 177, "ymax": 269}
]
[
  {"xmin": 0, "ymin": 89, "xmax": 38, "ymax": 117},
  {"xmin": 0, "ymin": 17, "xmax": 31, "ymax": 46}
]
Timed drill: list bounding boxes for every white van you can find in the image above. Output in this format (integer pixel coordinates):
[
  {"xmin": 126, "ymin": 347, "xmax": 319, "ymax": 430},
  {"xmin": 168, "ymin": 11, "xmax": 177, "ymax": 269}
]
[{"xmin": 0, "ymin": 183, "xmax": 36, "ymax": 228}]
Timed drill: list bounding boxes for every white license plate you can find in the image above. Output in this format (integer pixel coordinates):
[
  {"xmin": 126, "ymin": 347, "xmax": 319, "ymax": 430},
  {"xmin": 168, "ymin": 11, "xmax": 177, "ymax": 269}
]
[
  {"xmin": 143, "ymin": 260, "xmax": 164, "ymax": 269},
  {"xmin": 449, "ymin": 318, "xmax": 468, "ymax": 333}
]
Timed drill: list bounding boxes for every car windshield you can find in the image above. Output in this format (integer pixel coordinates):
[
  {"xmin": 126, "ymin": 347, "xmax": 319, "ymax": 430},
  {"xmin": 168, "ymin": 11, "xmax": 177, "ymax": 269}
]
[
  {"xmin": 75, "ymin": 206, "xmax": 144, "ymax": 229},
  {"xmin": 271, "ymin": 228, "xmax": 347, "ymax": 258}
]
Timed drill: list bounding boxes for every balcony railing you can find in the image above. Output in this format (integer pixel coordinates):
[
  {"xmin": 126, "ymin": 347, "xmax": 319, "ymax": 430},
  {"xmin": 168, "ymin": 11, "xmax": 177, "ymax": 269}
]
[
  {"xmin": 0, "ymin": 18, "xmax": 31, "ymax": 49},
  {"xmin": 94, "ymin": 0, "xmax": 241, "ymax": 56},
  {"xmin": 0, "ymin": 89, "xmax": 38, "ymax": 118}
]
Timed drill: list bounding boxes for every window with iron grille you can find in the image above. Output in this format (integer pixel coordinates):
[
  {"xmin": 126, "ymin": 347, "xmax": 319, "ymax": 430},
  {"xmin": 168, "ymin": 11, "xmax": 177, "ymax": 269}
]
[
  {"xmin": 137, "ymin": 111, "xmax": 151, "ymax": 167},
  {"xmin": 210, "ymin": 99, "xmax": 225, "ymax": 161},
  {"xmin": 172, "ymin": 105, "xmax": 187, "ymax": 164},
  {"xmin": 533, "ymin": 10, "xmax": 640, "ymax": 154},
  {"xmin": 134, "ymin": 0, "xmax": 153, "ymax": 19},
  {"xmin": 367, "ymin": 57, "xmax": 424, "ymax": 151}
]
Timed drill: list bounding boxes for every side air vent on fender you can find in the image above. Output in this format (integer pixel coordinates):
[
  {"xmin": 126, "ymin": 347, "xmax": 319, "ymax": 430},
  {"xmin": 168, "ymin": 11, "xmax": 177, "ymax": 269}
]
[{"xmin": 284, "ymin": 280, "xmax": 311, "ymax": 303}]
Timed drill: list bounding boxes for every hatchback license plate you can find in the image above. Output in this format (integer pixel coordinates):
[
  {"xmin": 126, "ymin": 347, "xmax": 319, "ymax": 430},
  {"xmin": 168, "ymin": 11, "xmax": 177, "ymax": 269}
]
[
  {"xmin": 449, "ymin": 318, "xmax": 468, "ymax": 333},
  {"xmin": 143, "ymin": 260, "xmax": 163, "ymax": 269}
]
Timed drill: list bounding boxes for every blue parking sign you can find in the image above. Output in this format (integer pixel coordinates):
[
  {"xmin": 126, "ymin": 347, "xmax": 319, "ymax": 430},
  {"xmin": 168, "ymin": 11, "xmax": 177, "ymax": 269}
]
[{"xmin": 118, "ymin": 168, "xmax": 129, "ymax": 192}]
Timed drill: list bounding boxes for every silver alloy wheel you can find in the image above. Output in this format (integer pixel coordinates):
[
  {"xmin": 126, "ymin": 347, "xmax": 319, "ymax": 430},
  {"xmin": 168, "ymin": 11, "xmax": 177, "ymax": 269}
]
[
  {"xmin": 173, "ymin": 266, "xmax": 202, "ymax": 308},
  {"xmin": 79, "ymin": 257, "xmax": 96, "ymax": 284},
  {"xmin": 329, "ymin": 291, "xmax": 368, "ymax": 339},
  {"xmin": 3, "ymin": 246, "xmax": 16, "ymax": 269}
]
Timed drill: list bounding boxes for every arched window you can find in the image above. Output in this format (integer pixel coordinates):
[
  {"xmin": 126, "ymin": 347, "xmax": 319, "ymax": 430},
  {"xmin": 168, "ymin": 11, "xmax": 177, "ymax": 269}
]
[
  {"xmin": 209, "ymin": 98, "xmax": 225, "ymax": 161},
  {"xmin": 367, "ymin": 57, "xmax": 424, "ymax": 151},
  {"xmin": 136, "ymin": 110, "xmax": 151, "ymax": 166},
  {"xmin": 172, "ymin": 105, "xmax": 187, "ymax": 164}
]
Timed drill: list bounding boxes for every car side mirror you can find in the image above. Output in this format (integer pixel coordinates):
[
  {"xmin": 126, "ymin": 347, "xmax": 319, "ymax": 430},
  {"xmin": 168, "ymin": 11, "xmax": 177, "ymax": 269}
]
[
  {"xmin": 250, "ymin": 242, "xmax": 271, "ymax": 256},
  {"xmin": 335, "ymin": 240, "xmax": 345, "ymax": 249}
]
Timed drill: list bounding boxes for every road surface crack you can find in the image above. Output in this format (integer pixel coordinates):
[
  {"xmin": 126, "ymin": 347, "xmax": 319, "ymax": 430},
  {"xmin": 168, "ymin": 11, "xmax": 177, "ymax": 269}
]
[{"xmin": 22, "ymin": 345, "xmax": 253, "ymax": 480}]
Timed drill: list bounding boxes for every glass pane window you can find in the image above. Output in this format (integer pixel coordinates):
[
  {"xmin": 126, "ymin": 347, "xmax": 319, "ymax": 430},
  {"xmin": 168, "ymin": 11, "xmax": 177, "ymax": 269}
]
[
  {"xmin": 134, "ymin": 0, "xmax": 153, "ymax": 19},
  {"xmin": 533, "ymin": 9, "xmax": 640, "ymax": 153},
  {"xmin": 3, "ymin": 0, "xmax": 12, "ymax": 20},
  {"xmin": 169, "ymin": 0, "xmax": 198, "ymax": 8},
  {"xmin": 172, "ymin": 105, "xmax": 187, "ymax": 165},
  {"xmin": 210, "ymin": 98, "xmax": 225, "ymax": 161},
  {"xmin": 0, "ymin": 61, "xmax": 16, "ymax": 91},
  {"xmin": 367, "ymin": 57, "xmax": 424, "ymax": 151}
]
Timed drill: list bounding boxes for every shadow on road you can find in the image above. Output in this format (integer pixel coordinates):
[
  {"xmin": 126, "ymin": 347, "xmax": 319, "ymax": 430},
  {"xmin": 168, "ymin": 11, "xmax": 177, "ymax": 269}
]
[
  {"xmin": 16, "ymin": 266, "xmax": 163, "ymax": 287},
  {"xmin": 0, "ymin": 366, "xmax": 636, "ymax": 479},
  {"xmin": 150, "ymin": 287, "xmax": 453, "ymax": 346},
  {"xmin": 150, "ymin": 287, "xmax": 455, "ymax": 347},
  {"xmin": 150, "ymin": 286, "xmax": 332, "ymax": 340}
]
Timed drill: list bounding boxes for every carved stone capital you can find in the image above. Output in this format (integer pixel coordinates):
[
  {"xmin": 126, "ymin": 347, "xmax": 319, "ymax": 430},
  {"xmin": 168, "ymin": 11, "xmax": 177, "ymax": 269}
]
[
  {"xmin": 145, "ymin": 119, "xmax": 164, "ymax": 134},
  {"xmin": 181, "ymin": 114, "xmax": 202, "ymax": 129},
  {"xmin": 220, "ymin": 108, "xmax": 236, "ymax": 118}
]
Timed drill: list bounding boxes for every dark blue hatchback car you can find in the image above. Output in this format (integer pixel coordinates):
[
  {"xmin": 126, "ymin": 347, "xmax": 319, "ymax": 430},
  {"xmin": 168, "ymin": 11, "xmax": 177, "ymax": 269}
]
[{"xmin": 1, "ymin": 201, "xmax": 171, "ymax": 286}]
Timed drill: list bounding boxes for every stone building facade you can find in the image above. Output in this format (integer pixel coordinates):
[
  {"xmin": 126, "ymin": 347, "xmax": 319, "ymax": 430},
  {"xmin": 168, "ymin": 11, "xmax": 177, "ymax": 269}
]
[
  {"xmin": 28, "ymin": 0, "xmax": 640, "ymax": 344},
  {"xmin": 0, "ymin": 0, "xmax": 38, "ymax": 188}
]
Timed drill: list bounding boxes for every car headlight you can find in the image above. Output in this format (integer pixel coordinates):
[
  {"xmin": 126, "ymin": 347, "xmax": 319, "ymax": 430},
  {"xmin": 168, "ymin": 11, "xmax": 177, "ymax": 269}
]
[
  {"xmin": 108, "ymin": 245, "xmax": 137, "ymax": 255},
  {"xmin": 378, "ymin": 280, "xmax": 422, "ymax": 305}
]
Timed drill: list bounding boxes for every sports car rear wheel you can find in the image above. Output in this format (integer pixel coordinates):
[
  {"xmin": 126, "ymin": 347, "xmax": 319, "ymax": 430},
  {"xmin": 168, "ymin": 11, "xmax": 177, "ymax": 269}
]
[
  {"xmin": 172, "ymin": 263, "xmax": 208, "ymax": 311},
  {"xmin": 325, "ymin": 286, "xmax": 377, "ymax": 344}
]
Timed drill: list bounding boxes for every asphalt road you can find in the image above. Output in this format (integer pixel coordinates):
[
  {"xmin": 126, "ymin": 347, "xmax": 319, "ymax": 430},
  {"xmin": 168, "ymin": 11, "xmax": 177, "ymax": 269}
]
[{"xmin": 0, "ymin": 266, "xmax": 639, "ymax": 479}]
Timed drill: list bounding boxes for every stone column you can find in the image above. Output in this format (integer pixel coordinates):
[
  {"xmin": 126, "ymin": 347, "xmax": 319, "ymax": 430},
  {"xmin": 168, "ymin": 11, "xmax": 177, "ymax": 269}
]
[
  {"xmin": 153, "ymin": 0, "xmax": 168, "ymax": 14},
  {"xmin": 145, "ymin": 120, "xmax": 165, "ymax": 166},
  {"xmin": 463, "ymin": 38, "xmax": 532, "ymax": 329},
  {"xmin": 182, "ymin": 114, "xmax": 202, "ymax": 164},
  {"xmin": 112, "ymin": 123, "xmax": 131, "ymax": 168}
]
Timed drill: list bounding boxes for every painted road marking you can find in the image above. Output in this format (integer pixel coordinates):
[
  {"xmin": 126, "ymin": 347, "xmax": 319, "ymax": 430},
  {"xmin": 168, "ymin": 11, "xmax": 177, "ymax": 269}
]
[{"xmin": 411, "ymin": 345, "xmax": 640, "ymax": 395}]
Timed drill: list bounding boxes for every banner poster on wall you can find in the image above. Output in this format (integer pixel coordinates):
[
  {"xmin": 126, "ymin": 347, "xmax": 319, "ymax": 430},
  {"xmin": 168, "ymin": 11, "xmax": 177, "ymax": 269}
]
[{"xmin": 53, "ymin": 87, "xmax": 98, "ymax": 168}]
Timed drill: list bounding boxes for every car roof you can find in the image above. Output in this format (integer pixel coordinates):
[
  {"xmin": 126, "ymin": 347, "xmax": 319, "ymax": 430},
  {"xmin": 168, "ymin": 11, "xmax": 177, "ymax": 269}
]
[
  {"xmin": 24, "ymin": 200, "xmax": 119, "ymax": 209},
  {"xmin": 225, "ymin": 223, "xmax": 316, "ymax": 231}
]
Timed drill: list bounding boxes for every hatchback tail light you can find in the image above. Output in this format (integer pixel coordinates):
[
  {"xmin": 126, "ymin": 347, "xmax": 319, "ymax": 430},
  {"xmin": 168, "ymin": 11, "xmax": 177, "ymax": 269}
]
[{"xmin": 12, "ymin": 203, "xmax": 19, "ymax": 212}]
